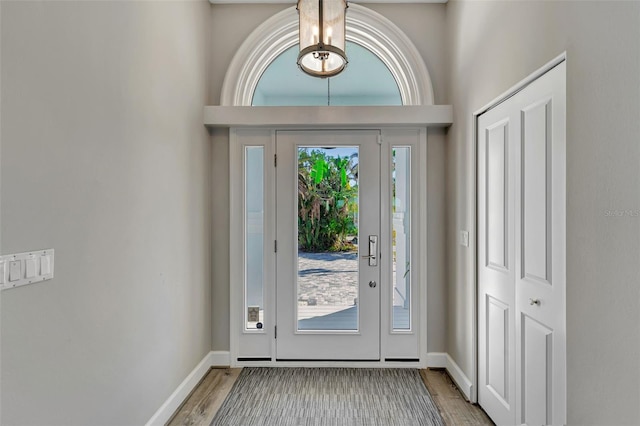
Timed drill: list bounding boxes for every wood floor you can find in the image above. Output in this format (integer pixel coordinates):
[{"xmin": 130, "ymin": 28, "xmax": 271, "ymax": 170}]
[
  {"xmin": 167, "ymin": 367, "xmax": 493, "ymax": 426},
  {"xmin": 420, "ymin": 369, "xmax": 494, "ymax": 425}
]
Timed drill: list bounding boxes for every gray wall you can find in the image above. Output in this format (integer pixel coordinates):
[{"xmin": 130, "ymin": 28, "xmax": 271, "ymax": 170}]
[
  {"xmin": 210, "ymin": 4, "xmax": 288, "ymax": 353},
  {"xmin": 209, "ymin": 3, "xmax": 449, "ymax": 353},
  {"xmin": 445, "ymin": 1, "xmax": 640, "ymax": 424},
  {"xmin": 0, "ymin": 1, "xmax": 212, "ymax": 424}
]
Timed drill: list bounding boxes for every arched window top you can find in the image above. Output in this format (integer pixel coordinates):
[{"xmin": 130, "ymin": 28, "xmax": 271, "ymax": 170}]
[
  {"xmin": 220, "ymin": 4, "xmax": 435, "ymax": 106},
  {"xmin": 253, "ymin": 42, "xmax": 402, "ymax": 106}
]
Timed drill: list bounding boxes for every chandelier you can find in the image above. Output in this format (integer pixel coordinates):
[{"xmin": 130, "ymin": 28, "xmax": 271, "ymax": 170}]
[{"xmin": 297, "ymin": 0, "xmax": 348, "ymax": 78}]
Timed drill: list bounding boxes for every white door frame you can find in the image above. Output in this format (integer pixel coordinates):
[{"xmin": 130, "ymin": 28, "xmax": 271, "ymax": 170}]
[
  {"xmin": 473, "ymin": 52, "xmax": 567, "ymax": 404},
  {"xmin": 229, "ymin": 126, "xmax": 428, "ymax": 368}
]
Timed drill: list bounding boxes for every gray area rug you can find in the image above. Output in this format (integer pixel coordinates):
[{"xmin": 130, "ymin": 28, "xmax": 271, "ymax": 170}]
[{"xmin": 211, "ymin": 368, "xmax": 445, "ymax": 426}]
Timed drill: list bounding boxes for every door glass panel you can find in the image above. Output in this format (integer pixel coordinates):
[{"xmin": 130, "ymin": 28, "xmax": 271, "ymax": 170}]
[
  {"xmin": 392, "ymin": 147, "xmax": 411, "ymax": 330},
  {"xmin": 297, "ymin": 146, "xmax": 359, "ymax": 331},
  {"xmin": 245, "ymin": 147, "xmax": 264, "ymax": 330}
]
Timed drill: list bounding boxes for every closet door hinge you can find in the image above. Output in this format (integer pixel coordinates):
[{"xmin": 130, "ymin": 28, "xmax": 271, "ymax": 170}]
[
  {"xmin": 274, "ymin": 325, "xmax": 277, "ymax": 339},
  {"xmin": 274, "ymin": 240, "xmax": 277, "ymax": 252},
  {"xmin": 274, "ymin": 154, "xmax": 277, "ymax": 167}
]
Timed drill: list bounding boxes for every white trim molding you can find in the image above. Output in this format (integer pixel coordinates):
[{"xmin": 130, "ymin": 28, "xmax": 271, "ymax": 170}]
[
  {"xmin": 445, "ymin": 353, "xmax": 473, "ymax": 401},
  {"xmin": 211, "ymin": 350, "xmax": 231, "ymax": 367},
  {"xmin": 145, "ymin": 352, "xmax": 218, "ymax": 426},
  {"xmin": 425, "ymin": 352, "xmax": 448, "ymax": 368},
  {"xmin": 426, "ymin": 352, "xmax": 473, "ymax": 401},
  {"xmin": 219, "ymin": 4, "xmax": 435, "ymax": 106},
  {"xmin": 210, "ymin": 1, "xmax": 447, "ymax": 4},
  {"xmin": 204, "ymin": 105, "xmax": 452, "ymax": 128},
  {"xmin": 474, "ymin": 51, "xmax": 567, "ymax": 117}
]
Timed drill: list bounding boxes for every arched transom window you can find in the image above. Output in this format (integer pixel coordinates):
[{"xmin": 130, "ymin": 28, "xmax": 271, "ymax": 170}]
[{"xmin": 220, "ymin": 4, "xmax": 435, "ymax": 107}]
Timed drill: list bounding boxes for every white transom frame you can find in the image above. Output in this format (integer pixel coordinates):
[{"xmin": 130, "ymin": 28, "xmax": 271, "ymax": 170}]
[{"xmin": 220, "ymin": 4, "xmax": 435, "ymax": 106}]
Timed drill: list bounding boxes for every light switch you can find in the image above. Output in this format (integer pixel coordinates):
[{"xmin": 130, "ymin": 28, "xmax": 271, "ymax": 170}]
[
  {"xmin": 460, "ymin": 230, "xmax": 469, "ymax": 247},
  {"xmin": 0, "ymin": 249, "xmax": 54, "ymax": 291},
  {"xmin": 9, "ymin": 260, "xmax": 22, "ymax": 282},
  {"xmin": 40, "ymin": 255, "xmax": 51, "ymax": 275},
  {"xmin": 25, "ymin": 257, "xmax": 37, "ymax": 279}
]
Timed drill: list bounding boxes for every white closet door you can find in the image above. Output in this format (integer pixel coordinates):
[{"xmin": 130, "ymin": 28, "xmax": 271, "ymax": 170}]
[
  {"xmin": 514, "ymin": 61, "xmax": 566, "ymax": 426},
  {"xmin": 478, "ymin": 98, "xmax": 517, "ymax": 426},
  {"xmin": 478, "ymin": 61, "xmax": 566, "ymax": 426}
]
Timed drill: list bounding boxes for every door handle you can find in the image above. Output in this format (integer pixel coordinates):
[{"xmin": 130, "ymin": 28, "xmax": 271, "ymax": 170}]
[{"xmin": 361, "ymin": 235, "xmax": 378, "ymax": 266}]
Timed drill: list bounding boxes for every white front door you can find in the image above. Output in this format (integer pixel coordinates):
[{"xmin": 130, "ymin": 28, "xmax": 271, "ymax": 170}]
[
  {"xmin": 478, "ymin": 61, "xmax": 566, "ymax": 425},
  {"xmin": 275, "ymin": 130, "xmax": 381, "ymax": 360},
  {"xmin": 230, "ymin": 127, "xmax": 424, "ymax": 365}
]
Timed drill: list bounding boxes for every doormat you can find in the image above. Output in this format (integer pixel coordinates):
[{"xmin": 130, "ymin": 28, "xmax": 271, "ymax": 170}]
[{"xmin": 211, "ymin": 367, "xmax": 445, "ymax": 426}]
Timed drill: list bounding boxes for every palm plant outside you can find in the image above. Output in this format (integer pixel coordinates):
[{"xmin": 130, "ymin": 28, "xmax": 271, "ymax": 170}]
[{"xmin": 298, "ymin": 148, "xmax": 358, "ymax": 252}]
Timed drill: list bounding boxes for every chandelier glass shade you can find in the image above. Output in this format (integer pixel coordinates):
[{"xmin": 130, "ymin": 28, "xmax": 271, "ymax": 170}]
[{"xmin": 297, "ymin": 0, "xmax": 348, "ymax": 78}]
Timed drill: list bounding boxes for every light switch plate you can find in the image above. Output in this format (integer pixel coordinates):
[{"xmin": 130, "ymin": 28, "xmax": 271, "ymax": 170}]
[
  {"xmin": 25, "ymin": 256, "xmax": 37, "ymax": 278},
  {"xmin": 0, "ymin": 249, "xmax": 54, "ymax": 291},
  {"xmin": 460, "ymin": 230, "xmax": 469, "ymax": 247},
  {"xmin": 41, "ymin": 255, "xmax": 51, "ymax": 275},
  {"xmin": 9, "ymin": 261, "xmax": 22, "ymax": 282}
]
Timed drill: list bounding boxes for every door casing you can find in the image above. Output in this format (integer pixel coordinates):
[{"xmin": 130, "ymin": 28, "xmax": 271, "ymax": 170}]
[{"xmin": 229, "ymin": 127, "xmax": 428, "ymax": 368}]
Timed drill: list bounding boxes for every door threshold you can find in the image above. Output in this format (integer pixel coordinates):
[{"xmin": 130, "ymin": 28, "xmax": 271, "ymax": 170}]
[
  {"xmin": 276, "ymin": 359, "xmax": 379, "ymax": 362},
  {"xmin": 232, "ymin": 359, "xmax": 425, "ymax": 369}
]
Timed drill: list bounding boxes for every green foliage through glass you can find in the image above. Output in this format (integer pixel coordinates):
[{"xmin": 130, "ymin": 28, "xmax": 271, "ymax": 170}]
[{"xmin": 298, "ymin": 147, "xmax": 358, "ymax": 252}]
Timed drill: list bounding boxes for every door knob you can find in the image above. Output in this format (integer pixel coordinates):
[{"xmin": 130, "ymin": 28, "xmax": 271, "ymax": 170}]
[
  {"xmin": 529, "ymin": 298, "xmax": 541, "ymax": 306},
  {"xmin": 369, "ymin": 281, "xmax": 377, "ymax": 288}
]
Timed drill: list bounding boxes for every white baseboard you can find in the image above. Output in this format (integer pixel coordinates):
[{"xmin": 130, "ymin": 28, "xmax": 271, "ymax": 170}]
[
  {"xmin": 145, "ymin": 351, "xmax": 215, "ymax": 426},
  {"xmin": 425, "ymin": 352, "xmax": 448, "ymax": 368},
  {"xmin": 211, "ymin": 350, "xmax": 230, "ymax": 367},
  {"xmin": 444, "ymin": 353, "xmax": 473, "ymax": 401},
  {"xmin": 425, "ymin": 352, "xmax": 473, "ymax": 402}
]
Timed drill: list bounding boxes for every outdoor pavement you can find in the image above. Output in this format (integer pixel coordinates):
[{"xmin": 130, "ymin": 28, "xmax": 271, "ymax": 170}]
[
  {"xmin": 297, "ymin": 251, "xmax": 358, "ymax": 307},
  {"xmin": 296, "ymin": 250, "xmax": 409, "ymax": 329}
]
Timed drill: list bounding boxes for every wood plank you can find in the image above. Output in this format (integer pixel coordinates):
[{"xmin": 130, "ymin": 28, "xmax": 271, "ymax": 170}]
[
  {"xmin": 420, "ymin": 368, "xmax": 494, "ymax": 426},
  {"xmin": 166, "ymin": 367, "xmax": 241, "ymax": 426}
]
